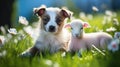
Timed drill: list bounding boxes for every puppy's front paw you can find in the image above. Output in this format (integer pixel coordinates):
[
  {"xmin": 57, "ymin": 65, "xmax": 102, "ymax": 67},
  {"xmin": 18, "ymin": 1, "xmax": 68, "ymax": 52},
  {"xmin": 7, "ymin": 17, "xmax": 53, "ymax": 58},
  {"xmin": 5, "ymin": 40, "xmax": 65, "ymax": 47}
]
[{"xmin": 19, "ymin": 51, "xmax": 32, "ymax": 57}]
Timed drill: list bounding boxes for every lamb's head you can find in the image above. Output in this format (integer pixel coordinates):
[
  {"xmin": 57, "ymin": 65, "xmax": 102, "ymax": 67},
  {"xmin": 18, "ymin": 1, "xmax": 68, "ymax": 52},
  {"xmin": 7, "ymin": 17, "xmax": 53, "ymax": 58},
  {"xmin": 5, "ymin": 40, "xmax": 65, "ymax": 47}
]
[
  {"xmin": 65, "ymin": 19, "xmax": 90, "ymax": 38},
  {"xmin": 114, "ymin": 32, "xmax": 120, "ymax": 39}
]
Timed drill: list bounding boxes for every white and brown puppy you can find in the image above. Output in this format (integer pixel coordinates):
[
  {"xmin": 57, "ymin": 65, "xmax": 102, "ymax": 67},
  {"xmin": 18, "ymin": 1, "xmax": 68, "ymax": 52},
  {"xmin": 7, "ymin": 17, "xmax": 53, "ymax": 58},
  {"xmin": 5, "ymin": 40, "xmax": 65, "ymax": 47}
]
[{"xmin": 21, "ymin": 5, "xmax": 72, "ymax": 56}]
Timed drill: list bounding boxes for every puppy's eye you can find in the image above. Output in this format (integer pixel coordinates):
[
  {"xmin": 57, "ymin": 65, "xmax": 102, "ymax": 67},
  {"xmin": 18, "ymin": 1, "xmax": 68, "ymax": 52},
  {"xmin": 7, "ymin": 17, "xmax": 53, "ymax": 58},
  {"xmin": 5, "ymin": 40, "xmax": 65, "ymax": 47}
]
[
  {"xmin": 56, "ymin": 17, "xmax": 62, "ymax": 25},
  {"xmin": 43, "ymin": 17, "xmax": 49, "ymax": 22},
  {"xmin": 81, "ymin": 27, "xmax": 83, "ymax": 29},
  {"xmin": 56, "ymin": 18, "xmax": 62, "ymax": 22},
  {"xmin": 71, "ymin": 28, "xmax": 73, "ymax": 30}
]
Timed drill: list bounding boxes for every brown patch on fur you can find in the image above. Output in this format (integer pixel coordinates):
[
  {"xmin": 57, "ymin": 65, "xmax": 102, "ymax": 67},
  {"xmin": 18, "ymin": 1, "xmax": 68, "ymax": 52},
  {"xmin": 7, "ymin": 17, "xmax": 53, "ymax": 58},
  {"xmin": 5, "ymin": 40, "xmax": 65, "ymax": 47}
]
[
  {"xmin": 55, "ymin": 13, "xmax": 66, "ymax": 35},
  {"xmin": 40, "ymin": 13, "xmax": 50, "ymax": 30}
]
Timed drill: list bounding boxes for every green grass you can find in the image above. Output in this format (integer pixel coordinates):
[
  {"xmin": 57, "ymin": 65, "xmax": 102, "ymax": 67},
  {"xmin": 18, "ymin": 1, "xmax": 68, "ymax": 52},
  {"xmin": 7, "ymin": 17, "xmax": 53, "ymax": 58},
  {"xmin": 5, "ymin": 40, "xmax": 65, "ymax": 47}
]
[{"xmin": 0, "ymin": 12, "xmax": 120, "ymax": 67}]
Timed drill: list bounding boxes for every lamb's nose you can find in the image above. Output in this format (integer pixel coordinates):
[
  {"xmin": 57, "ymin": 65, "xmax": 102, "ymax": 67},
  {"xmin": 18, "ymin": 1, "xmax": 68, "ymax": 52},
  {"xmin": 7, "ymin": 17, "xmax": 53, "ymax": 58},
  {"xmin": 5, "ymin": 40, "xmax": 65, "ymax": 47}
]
[
  {"xmin": 75, "ymin": 34, "xmax": 79, "ymax": 37},
  {"xmin": 49, "ymin": 25, "xmax": 55, "ymax": 32}
]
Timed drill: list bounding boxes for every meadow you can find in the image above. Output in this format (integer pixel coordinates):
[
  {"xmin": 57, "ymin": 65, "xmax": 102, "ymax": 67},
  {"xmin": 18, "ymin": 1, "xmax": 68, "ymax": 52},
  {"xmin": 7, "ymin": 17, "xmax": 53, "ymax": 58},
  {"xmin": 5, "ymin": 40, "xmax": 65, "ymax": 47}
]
[{"xmin": 0, "ymin": 10, "xmax": 120, "ymax": 67}]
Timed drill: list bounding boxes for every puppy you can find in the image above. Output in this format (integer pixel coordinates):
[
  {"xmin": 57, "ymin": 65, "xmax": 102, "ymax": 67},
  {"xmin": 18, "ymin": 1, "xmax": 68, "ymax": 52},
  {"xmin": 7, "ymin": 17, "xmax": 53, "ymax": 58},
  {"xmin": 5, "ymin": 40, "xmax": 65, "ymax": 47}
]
[{"xmin": 21, "ymin": 5, "xmax": 72, "ymax": 57}]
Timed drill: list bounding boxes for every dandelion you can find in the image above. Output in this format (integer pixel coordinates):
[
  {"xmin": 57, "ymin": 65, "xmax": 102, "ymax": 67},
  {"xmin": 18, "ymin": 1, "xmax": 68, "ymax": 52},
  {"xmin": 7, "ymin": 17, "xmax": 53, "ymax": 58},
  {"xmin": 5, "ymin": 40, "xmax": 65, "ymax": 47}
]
[
  {"xmin": 108, "ymin": 39, "xmax": 119, "ymax": 52},
  {"xmin": 8, "ymin": 28, "xmax": 17, "ymax": 35},
  {"xmin": 19, "ymin": 16, "xmax": 29, "ymax": 25},
  {"xmin": 106, "ymin": 27, "xmax": 116, "ymax": 32},
  {"xmin": 92, "ymin": 6, "xmax": 99, "ymax": 12}
]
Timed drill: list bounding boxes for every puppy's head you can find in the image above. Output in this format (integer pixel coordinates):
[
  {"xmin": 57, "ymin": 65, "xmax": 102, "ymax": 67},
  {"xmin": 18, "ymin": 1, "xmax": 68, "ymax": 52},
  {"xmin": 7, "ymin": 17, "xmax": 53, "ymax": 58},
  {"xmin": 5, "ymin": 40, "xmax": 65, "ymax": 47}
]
[{"xmin": 34, "ymin": 5, "xmax": 72, "ymax": 34}]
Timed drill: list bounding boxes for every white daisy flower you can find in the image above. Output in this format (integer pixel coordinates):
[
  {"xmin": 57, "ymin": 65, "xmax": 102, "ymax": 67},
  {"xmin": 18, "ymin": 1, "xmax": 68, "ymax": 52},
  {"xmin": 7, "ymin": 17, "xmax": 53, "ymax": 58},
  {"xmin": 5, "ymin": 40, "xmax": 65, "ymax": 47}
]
[
  {"xmin": 108, "ymin": 39, "xmax": 119, "ymax": 52},
  {"xmin": 23, "ymin": 26, "xmax": 33, "ymax": 35},
  {"xmin": 87, "ymin": 14, "xmax": 93, "ymax": 20},
  {"xmin": 61, "ymin": 52, "xmax": 66, "ymax": 57},
  {"xmin": 106, "ymin": 27, "xmax": 116, "ymax": 32},
  {"xmin": 105, "ymin": 10, "xmax": 113, "ymax": 16},
  {"xmin": 92, "ymin": 6, "xmax": 99, "ymax": 12},
  {"xmin": 0, "ymin": 50, "xmax": 7, "ymax": 57},
  {"xmin": 8, "ymin": 28, "xmax": 17, "ymax": 35},
  {"xmin": 53, "ymin": 62, "xmax": 59, "ymax": 67},
  {"xmin": 113, "ymin": 18, "xmax": 119, "ymax": 26},
  {"xmin": 19, "ymin": 16, "xmax": 29, "ymax": 25},
  {"xmin": 0, "ymin": 35, "xmax": 5, "ymax": 45},
  {"xmin": 114, "ymin": 32, "xmax": 120, "ymax": 39},
  {"xmin": 0, "ymin": 26, "xmax": 6, "ymax": 34},
  {"xmin": 79, "ymin": 12, "xmax": 87, "ymax": 20},
  {"xmin": 23, "ymin": 26, "xmax": 39, "ymax": 42},
  {"xmin": 45, "ymin": 59, "xmax": 53, "ymax": 66}
]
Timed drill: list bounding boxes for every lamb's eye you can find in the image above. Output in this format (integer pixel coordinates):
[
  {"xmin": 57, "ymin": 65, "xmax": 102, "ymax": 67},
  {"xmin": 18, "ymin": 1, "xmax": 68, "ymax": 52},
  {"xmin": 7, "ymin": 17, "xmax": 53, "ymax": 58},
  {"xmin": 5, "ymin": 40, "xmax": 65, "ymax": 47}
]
[
  {"xmin": 81, "ymin": 27, "xmax": 83, "ymax": 29},
  {"xmin": 71, "ymin": 28, "xmax": 73, "ymax": 30}
]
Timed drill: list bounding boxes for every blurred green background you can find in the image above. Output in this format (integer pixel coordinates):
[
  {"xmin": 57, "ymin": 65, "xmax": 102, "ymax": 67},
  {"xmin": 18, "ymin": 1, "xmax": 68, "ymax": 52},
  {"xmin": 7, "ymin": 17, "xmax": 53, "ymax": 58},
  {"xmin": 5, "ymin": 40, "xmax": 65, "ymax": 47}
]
[
  {"xmin": 0, "ymin": 0, "xmax": 120, "ymax": 67},
  {"xmin": 0, "ymin": 0, "xmax": 120, "ymax": 27}
]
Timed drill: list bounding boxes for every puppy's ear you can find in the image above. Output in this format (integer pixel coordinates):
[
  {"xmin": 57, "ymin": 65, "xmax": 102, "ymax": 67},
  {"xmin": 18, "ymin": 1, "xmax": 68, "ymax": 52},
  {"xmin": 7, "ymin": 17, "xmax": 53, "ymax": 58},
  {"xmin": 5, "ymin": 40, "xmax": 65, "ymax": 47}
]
[
  {"xmin": 83, "ymin": 22, "xmax": 91, "ymax": 28},
  {"xmin": 64, "ymin": 23, "xmax": 71, "ymax": 28},
  {"xmin": 60, "ymin": 8, "xmax": 73, "ymax": 19},
  {"xmin": 33, "ymin": 5, "xmax": 46, "ymax": 16}
]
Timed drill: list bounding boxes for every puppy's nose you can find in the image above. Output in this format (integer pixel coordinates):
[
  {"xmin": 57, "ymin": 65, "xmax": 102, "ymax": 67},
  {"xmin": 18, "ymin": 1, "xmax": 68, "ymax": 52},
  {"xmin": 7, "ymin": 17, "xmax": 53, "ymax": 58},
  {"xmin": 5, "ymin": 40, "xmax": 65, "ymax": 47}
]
[{"xmin": 49, "ymin": 25, "xmax": 55, "ymax": 32}]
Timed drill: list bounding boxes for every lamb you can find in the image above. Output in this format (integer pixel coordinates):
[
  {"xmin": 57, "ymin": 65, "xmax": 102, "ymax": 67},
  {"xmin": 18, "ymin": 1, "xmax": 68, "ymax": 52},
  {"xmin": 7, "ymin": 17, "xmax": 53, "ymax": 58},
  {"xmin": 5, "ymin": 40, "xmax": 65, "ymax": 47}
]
[{"xmin": 65, "ymin": 19, "xmax": 112, "ymax": 52}]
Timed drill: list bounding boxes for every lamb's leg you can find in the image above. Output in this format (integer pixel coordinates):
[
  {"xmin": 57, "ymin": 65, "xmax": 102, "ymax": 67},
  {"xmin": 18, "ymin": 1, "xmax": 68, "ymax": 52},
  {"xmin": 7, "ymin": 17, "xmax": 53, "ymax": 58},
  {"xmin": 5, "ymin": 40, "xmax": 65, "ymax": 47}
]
[{"xmin": 100, "ymin": 38, "xmax": 107, "ymax": 49}]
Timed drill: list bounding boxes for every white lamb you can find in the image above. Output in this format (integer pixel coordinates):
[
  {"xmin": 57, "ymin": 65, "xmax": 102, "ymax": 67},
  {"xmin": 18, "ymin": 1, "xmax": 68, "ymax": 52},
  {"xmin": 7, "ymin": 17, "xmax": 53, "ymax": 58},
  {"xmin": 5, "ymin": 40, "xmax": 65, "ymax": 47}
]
[{"xmin": 65, "ymin": 19, "xmax": 112, "ymax": 52}]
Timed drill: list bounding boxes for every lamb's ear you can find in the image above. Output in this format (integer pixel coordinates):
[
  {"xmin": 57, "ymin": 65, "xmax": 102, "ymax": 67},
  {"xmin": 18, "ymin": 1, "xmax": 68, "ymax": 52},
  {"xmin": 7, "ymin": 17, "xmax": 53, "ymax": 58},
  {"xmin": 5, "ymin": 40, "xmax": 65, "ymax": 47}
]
[
  {"xmin": 83, "ymin": 22, "xmax": 91, "ymax": 28},
  {"xmin": 33, "ymin": 5, "xmax": 46, "ymax": 16},
  {"xmin": 60, "ymin": 8, "xmax": 73, "ymax": 19},
  {"xmin": 64, "ymin": 23, "xmax": 71, "ymax": 28}
]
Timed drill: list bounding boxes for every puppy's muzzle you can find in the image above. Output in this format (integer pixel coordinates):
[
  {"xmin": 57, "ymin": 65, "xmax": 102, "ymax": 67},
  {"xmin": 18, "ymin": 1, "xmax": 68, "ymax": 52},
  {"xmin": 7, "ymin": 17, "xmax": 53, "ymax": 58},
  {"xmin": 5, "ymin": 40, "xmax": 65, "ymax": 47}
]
[{"xmin": 49, "ymin": 25, "xmax": 56, "ymax": 32}]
